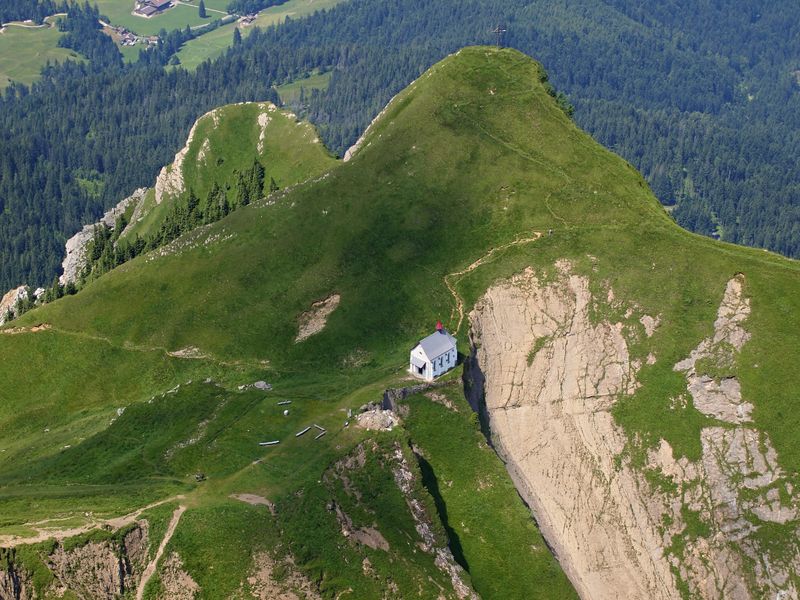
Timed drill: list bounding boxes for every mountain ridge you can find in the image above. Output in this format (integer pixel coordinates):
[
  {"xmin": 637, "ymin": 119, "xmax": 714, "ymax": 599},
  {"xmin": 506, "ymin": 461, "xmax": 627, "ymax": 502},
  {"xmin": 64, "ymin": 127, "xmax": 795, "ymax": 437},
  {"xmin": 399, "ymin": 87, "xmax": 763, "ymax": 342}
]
[{"xmin": 1, "ymin": 46, "xmax": 799, "ymax": 599}]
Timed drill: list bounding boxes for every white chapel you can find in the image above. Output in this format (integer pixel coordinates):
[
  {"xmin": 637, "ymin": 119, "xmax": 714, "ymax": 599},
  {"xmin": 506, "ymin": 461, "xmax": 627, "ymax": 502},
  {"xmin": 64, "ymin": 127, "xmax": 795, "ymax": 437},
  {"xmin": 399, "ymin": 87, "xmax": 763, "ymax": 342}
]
[{"xmin": 409, "ymin": 321, "xmax": 457, "ymax": 381}]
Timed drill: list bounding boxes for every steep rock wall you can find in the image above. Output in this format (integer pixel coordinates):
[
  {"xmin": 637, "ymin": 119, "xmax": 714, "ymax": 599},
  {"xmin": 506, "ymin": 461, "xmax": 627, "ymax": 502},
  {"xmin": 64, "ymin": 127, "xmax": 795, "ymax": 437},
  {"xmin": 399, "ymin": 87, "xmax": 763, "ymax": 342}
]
[
  {"xmin": 0, "ymin": 560, "xmax": 33, "ymax": 600},
  {"xmin": 469, "ymin": 263, "xmax": 674, "ymax": 599},
  {"xmin": 59, "ymin": 188, "xmax": 147, "ymax": 285},
  {"xmin": 0, "ymin": 522, "xmax": 149, "ymax": 600},
  {"xmin": 468, "ymin": 264, "xmax": 799, "ymax": 600},
  {"xmin": 47, "ymin": 522, "xmax": 149, "ymax": 598}
]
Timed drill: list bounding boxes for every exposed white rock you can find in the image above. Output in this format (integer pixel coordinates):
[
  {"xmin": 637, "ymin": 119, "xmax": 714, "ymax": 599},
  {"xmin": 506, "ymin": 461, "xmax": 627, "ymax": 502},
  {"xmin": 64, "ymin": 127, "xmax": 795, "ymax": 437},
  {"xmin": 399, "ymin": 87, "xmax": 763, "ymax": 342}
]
[
  {"xmin": 0, "ymin": 563, "xmax": 33, "ymax": 599},
  {"xmin": 674, "ymin": 274, "xmax": 753, "ymax": 423},
  {"xmin": 343, "ymin": 65, "xmax": 432, "ymax": 162},
  {"xmin": 702, "ymin": 427, "xmax": 794, "ymax": 524},
  {"xmin": 127, "ymin": 187, "xmax": 151, "ymax": 226},
  {"xmin": 640, "ymin": 314, "xmax": 660, "ymax": 337},
  {"xmin": 647, "ymin": 430, "xmax": 799, "ymax": 597},
  {"xmin": 167, "ymin": 346, "xmax": 208, "ymax": 359},
  {"xmin": 0, "ymin": 286, "xmax": 27, "ymax": 324},
  {"xmin": 59, "ymin": 188, "xmax": 146, "ymax": 285},
  {"xmin": 246, "ymin": 551, "xmax": 321, "ymax": 600},
  {"xmin": 469, "ymin": 265, "xmax": 675, "ymax": 600},
  {"xmin": 237, "ymin": 380, "xmax": 272, "ymax": 392},
  {"xmin": 197, "ymin": 138, "xmax": 211, "ymax": 165},
  {"xmin": 158, "ymin": 553, "xmax": 200, "ymax": 600},
  {"xmin": 355, "ymin": 409, "xmax": 398, "ymax": 431},
  {"xmin": 469, "ymin": 265, "xmax": 800, "ymax": 600},
  {"xmin": 390, "ymin": 444, "xmax": 477, "ymax": 599},
  {"xmin": 257, "ymin": 110, "xmax": 271, "ymax": 154},
  {"xmin": 154, "ymin": 109, "xmax": 219, "ymax": 205}
]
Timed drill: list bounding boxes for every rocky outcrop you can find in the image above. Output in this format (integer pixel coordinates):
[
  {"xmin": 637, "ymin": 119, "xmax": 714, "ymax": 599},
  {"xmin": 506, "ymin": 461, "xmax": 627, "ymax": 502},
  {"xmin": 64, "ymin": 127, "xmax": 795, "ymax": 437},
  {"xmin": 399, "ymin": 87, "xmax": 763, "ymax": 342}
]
[
  {"xmin": 469, "ymin": 265, "xmax": 799, "ymax": 600},
  {"xmin": 674, "ymin": 274, "xmax": 753, "ymax": 423},
  {"xmin": 60, "ymin": 188, "xmax": 147, "ymax": 285},
  {"xmin": 256, "ymin": 109, "xmax": 272, "ymax": 154},
  {"xmin": 647, "ymin": 430, "xmax": 799, "ymax": 598},
  {"xmin": 469, "ymin": 263, "xmax": 673, "ymax": 600},
  {"xmin": 0, "ymin": 286, "xmax": 27, "ymax": 324},
  {"xmin": 354, "ymin": 409, "xmax": 398, "ymax": 431},
  {"xmin": 324, "ymin": 441, "xmax": 476, "ymax": 599},
  {"xmin": 655, "ymin": 274, "xmax": 800, "ymax": 598},
  {"xmin": 295, "ymin": 293, "xmax": 340, "ymax": 342},
  {"xmin": 0, "ymin": 557, "xmax": 34, "ymax": 600},
  {"xmin": 389, "ymin": 443, "xmax": 477, "ymax": 600},
  {"xmin": 154, "ymin": 111, "xmax": 207, "ymax": 205},
  {"xmin": 158, "ymin": 553, "xmax": 199, "ymax": 600},
  {"xmin": 154, "ymin": 102, "xmax": 283, "ymax": 206},
  {"xmin": 47, "ymin": 522, "xmax": 149, "ymax": 598},
  {"xmin": 331, "ymin": 501, "xmax": 390, "ymax": 551},
  {"xmin": 246, "ymin": 552, "xmax": 320, "ymax": 600}
]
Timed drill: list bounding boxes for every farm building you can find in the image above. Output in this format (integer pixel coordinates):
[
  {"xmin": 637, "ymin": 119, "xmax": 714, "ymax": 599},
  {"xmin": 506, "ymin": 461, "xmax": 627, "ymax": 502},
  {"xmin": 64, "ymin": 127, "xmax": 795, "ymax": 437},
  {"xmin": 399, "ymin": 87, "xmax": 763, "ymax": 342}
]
[
  {"xmin": 136, "ymin": 5, "xmax": 157, "ymax": 16},
  {"xmin": 409, "ymin": 321, "xmax": 457, "ymax": 381},
  {"xmin": 134, "ymin": 0, "xmax": 172, "ymax": 17}
]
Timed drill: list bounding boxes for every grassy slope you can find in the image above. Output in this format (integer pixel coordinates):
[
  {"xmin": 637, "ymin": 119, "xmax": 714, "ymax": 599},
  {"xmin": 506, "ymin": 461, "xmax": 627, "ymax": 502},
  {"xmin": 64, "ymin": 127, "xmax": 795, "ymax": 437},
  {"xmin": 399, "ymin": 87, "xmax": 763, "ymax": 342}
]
[
  {"xmin": 3, "ymin": 47, "xmax": 799, "ymax": 597},
  {"xmin": 0, "ymin": 20, "xmax": 81, "ymax": 89},
  {"xmin": 402, "ymin": 383, "xmax": 578, "ymax": 599},
  {"xmin": 275, "ymin": 70, "xmax": 331, "ymax": 105},
  {"xmin": 172, "ymin": 0, "xmax": 345, "ymax": 70},
  {"xmin": 179, "ymin": 102, "xmax": 334, "ymax": 203}
]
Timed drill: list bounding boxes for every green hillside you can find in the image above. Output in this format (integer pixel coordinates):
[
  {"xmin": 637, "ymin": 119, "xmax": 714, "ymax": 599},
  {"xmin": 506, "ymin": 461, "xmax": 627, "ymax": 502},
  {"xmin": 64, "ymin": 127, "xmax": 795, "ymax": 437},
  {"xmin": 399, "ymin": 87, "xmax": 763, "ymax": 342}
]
[
  {"xmin": 122, "ymin": 101, "xmax": 336, "ymax": 243},
  {"xmin": 171, "ymin": 0, "xmax": 346, "ymax": 71},
  {"xmin": 0, "ymin": 19, "xmax": 81, "ymax": 90},
  {"xmin": 2, "ymin": 46, "xmax": 799, "ymax": 598}
]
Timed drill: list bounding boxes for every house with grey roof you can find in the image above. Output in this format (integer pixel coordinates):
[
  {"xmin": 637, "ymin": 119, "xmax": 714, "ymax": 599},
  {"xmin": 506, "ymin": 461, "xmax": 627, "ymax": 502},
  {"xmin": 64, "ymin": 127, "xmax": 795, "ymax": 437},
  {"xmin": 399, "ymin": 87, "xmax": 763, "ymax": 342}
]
[
  {"xmin": 134, "ymin": 0, "xmax": 172, "ymax": 17},
  {"xmin": 409, "ymin": 321, "xmax": 457, "ymax": 381}
]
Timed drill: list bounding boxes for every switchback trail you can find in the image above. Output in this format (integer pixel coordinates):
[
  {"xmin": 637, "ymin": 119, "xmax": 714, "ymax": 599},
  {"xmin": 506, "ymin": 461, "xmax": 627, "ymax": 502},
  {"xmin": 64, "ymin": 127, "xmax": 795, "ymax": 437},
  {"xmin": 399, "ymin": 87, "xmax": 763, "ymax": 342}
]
[{"xmin": 444, "ymin": 231, "xmax": 542, "ymax": 333}]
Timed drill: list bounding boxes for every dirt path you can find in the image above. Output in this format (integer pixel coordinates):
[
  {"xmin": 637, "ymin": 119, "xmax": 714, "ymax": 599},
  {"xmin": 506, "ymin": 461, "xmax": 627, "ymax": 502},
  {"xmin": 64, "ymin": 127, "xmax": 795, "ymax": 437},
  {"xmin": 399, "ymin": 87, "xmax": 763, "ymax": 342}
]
[
  {"xmin": 444, "ymin": 232, "xmax": 542, "ymax": 333},
  {"xmin": 136, "ymin": 505, "xmax": 187, "ymax": 600},
  {"xmin": 1, "ymin": 22, "xmax": 47, "ymax": 28},
  {"xmin": 1, "ymin": 13, "xmax": 64, "ymax": 29},
  {"xmin": 1, "ymin": 321, "xmax": 268, "ymax": 370},
  {"xmin": 0, "ymin": 495, "xmax": 184, "ymax": 548}
]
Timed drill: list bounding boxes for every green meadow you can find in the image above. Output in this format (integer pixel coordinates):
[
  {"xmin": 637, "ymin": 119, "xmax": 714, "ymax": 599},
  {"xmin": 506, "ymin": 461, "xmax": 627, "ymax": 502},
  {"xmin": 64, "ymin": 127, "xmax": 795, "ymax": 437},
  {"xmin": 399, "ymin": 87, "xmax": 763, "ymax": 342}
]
[
  {"xmin": 172, "ymin": 0, "xmax": 345, "ymax": 70},
  {"xmin": 275, "ymin": 69, "xmax": 332, "ymax": 105},
  {"xmin": 0, "ymin": 20, "xmax": 80, "ymax": 89}
]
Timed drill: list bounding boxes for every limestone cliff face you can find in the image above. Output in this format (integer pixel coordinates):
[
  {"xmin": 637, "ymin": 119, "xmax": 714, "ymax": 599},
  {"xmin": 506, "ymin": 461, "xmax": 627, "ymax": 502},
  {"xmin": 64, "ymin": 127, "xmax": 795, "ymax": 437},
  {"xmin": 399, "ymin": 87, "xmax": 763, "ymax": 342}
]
[
  {"xmin": 47, "ymin": 523, "xmax": 149, "ymax": 598},
  {"xmin": 0, "ymin": 522, "xmax": 149, "ymax": 600},
  {"xmin": 0, "ymin": 286, "xmax": 28, "ymax": 324},
  {"xmin": 59, "ymin": 188, "xmax": 147, "ymax": 285},
  {"xmin": 468, "ymin": 264, "xmax": 799, "ymax": 600},
  {"xmin": 0, "ymin": 561, "xmax": 33, "ymax": 600},
  {"xmin": 152, "ymin": 101, "xmax": 288, "ymax": 206}
]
